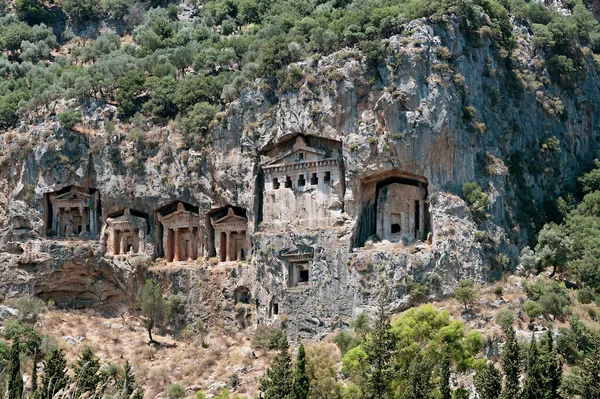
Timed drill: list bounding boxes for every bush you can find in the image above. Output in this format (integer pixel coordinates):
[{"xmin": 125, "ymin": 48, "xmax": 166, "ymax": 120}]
[
  {"xmin": 181, "ymin": 102, "xmax": 218, "ymax": 138},
  {"xmin": 524, "ymin": 279, "xmax": 570, "ymax": 317},
  {"xmin": 577, "ymin": 287, "xmax": 595, "ymax": 304},
  {"xmin": 16, "ymin": 297, "xmax": 47, "ymax": 323},
  {"xmin": 463, "ymin": 182, "xmax": 488, "ymax": 221},
  {"xmin": 523, "ymin": 300, "xmax": 543, "ymax": 319},
  {"xmin": 494, "ymin": 309, "xmax": 514, "ymax": 329},
  {"xmin": 251, "ymin": 325, "xmax": 287, "ymax": 351},
  {"xmin": 455, "ymin": 279, "xmax": 477, "ymax": 310},
  {"xmin": 168, "ymin": 383, "xmax": 185, "ymax": 399},
  {"xmin": 333, "ymin": 331, "xmax": 360, "ymax": 355},
  {"xmin": 58, "ymin": 109, "xmax": 83, "ymax": 130}
]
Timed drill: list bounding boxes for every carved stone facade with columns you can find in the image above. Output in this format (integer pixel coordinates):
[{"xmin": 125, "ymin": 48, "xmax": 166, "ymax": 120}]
[
  {"xmin": 157, "ymin": 202, "xmax": 200, "ymax": 262},
  {"xmin": 103, "ymin": 208, "xmax": 148, "ymax": 256},
  {"xmin": 261, "ymin": 135, "xmax": 344, "ymax": 230},
  {"xmin": 211, "ymin": 208, "xmax": 249, "ymax": 262},
  {"xmin": 44, "ymin": 186, "xmax": 101, "ymax": 239}
]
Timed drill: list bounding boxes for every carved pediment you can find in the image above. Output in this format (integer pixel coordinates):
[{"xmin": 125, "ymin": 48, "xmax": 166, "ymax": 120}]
[{"xmin": 159, "ymin": 203, "xmax": 199, "ymax": 229}]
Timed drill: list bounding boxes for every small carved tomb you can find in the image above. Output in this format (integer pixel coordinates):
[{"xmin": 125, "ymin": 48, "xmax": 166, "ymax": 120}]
[
  {"xmin": 283, "ymin": 250, "xmax": 313, "ymax": 288},
  {"xmin": 158, "ymin": 202, "xmax": 200, "ymax": 262},
  {"xmin": 104, "ymin": 208, "xmax": 148, "ymax": 256},
  {"xmin": 45, "ymin": 186, "xmax": 100, "ymax": 238},
  {"xmin": 212, "ymin": 208, "xmax": 248, "ymax": 262}
]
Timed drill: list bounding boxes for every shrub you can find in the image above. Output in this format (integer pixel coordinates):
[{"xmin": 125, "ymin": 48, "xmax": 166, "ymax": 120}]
[
  {"xmin": 251, "ymin": 325, "xmax": 287, "ymax": 351},
  {"xmin": 523, "ymin": 300, "xmax": 543, "ymax": 319},
  {"xmin": 350, "ymin": 312, "xmax": 371, "ymax": 336},
  {"xmin": 494, "ymin": 286, "xmax": 503, "ymax": 297},
  {"xmin": 333, "ymin": 331, "xmax": 360, "ymax": 355},
  {"xmin": 455, "ymin": 279, "xmax": 477, "ymax": 310},
  {"xmin": 16, "ymin": 297, "xmax": 47, "ymax": 323},
  {"xmin": 277, "ymin": 65, "xmax": 304, "ymax": 92},
  {"xmin": 524, "ymin": 279, "xmax": 570, "ymax": 317},
  {"xmin": 494, "ymin": 309, "xmax": 514, "ymax": 329},
  {"xmin": 577, "ymin": 287, "xmax": 595, "ymax": 304},
  {"xmin": 58, "ymin": 109, "xmax": 83, "ymax": 130},
  {"xmin": 463, "ymin": 182, "xmax": 488, "ymax": 221},
  {"xmin": 168, "ymin": 383, "xmax": 186, "ymax": 399}
]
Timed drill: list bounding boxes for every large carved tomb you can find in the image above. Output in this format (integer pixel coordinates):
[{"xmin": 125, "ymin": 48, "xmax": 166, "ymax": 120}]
[
  {"xmin": 156, "ymin": 202, "xmax": 200, "ymax": 262},
  {"xmin": 261, "ymin": 135, "xmax": 344, "ymax": 230},
  {"xmin": 44, "ymin": 186, "xmax": 101, "ymax": 239},
  {"xmin": 103, "ymin": 208, "xmax": 149, "ymax": 256},
  {"xmin": 211, "ymin": 207, "xmax": 249, "ymax": 263},
  {"xmin": 354, "ymin": 173, "xmax": 430, "ymax": 247}
]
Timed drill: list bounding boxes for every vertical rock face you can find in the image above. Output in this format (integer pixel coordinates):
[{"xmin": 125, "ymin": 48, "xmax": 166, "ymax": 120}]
[{"xmin": 1, "ymin": 18, "xmax": 599, "ymax": 334}]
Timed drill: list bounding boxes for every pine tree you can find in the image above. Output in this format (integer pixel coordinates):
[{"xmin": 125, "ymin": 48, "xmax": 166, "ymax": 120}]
[
  {"xmin": 439, "ymin": 347, "xmax": 451, "ymax": 399},
  {"xmin": 73, "ymin": 347, "xmax": 101, "ymax": 396},
  {"xmin": 117, "ymin": 361, "xmax": 144, "ymax": 399},
  {"xmin": 259, "ymin": 334, "xmax": 294, "ymax": 399},
  {"xmin": 501, "ymin": 326, "xmax": 520, "ymax": 399},
  {"xmin": 405, "ymin": 351, "xmax": 433, "ymax": 399},
  {"xmin": 293, "ymin": 343, "xmax": 309, "ymax": 399},
  {"xmin": 540, "ymin": 330, "xmax": 562, "ymax": 399},
  {"xmin": 31, "ymin": 349, "xmax": 38, "ymax": 394},
  {"xmin": 38, "ymin": 348, "xmax": 68, "ymax": 399},
  {"xmin": 362, "ymin": 294, "xmax": 396, "ymax": 399},
  {"xmin": 474, "ymin": 362, "xmax": 502, "ymax": 399},
  {"xmin": 521, "ymin": 335, "xmax": 544, "ymax": 399},
  {"xmin": 582, "ymin": 344, "xmax": 600, "ymax": 399},
  {"xmin": 7, "ymin": 340, "xmax": 23, "ymax": 399}
]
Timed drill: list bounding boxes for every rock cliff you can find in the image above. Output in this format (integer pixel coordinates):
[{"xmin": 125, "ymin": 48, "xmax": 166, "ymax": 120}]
[{"xmin": 1, "ymin": 17, "xmax": 599, "ymax": 336}]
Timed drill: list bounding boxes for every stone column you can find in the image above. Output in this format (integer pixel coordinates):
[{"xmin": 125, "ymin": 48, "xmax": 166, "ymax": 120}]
[
  {"xmin": 225, "ymin": 231, "xmax": 231, "ymax": 261},
  {"xmin": 53, "ymin": 207, "xmax": 60, "ymax": 236},
  {"xmin": 419, "ymin": 201, "xmax": 425, "ymax": 239},
  {"xmin": 409, "ymin": 202, "xmax": 415, "ymax": 237},
  {"xmin": 120, "ymin": 233, "xmax": 126, "ymax": 255},
  {"xmin": 174, "ymin": 229, "xmax": 181, "ymax": 262}
]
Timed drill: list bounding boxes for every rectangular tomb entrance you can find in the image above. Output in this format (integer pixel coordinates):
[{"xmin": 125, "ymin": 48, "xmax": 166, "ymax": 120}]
[{"xmin": 283, "ymin": 250, "xmax": 313, "ymax": 288}]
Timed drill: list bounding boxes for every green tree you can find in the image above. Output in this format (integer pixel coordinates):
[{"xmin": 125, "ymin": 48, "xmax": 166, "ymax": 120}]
[
  {"xmin": 362, "ymin": 295, "xmax": 395, "ymax": 399},
  {"xmin": 15, "ymin": 0, "xmax": 49, "ymax": 25},
  {"xmin": 294, "ymin": 343, "xmax": 309, "ymax": 399},
  {"xmin": 403, "ymin": 351, "xmax": 433, "ymax": 399},
  {"xmin": 180, "ymin": 102, "xmax": 218, "ymax": 139},
  {"xmin": 582, "ymin": 343, "xmax": 600, "ymax": 399},
  {"xmin": 535, "ymin": 223, "xmax": 572, "ymax": 277},
  {"xmin": 455, "ymin": 279, "xmax": 477, "ymax": 310},
  {"xmin": 73, "ymin": 347, "xmax": 101, "ymax": 396},
  {"xmin": 138, "ymin": 279, "xmax": 167, "ymax": 344},
  {"xmin": 38, "ymin": 349, "xmax": 68, "ymax": 399},
  {"xmin": 540, "ymin": 330, "xmax": 562, "ymax": 399},
  {"xmin": 463, "ymin": 182, "xmax": 488, "ymax": 221},
  {"xmin": 501, "ymin": 326, "xmax": 520, "ymax": 399},
  {"xmin": 7, "ymin": 340, "xmax": 23, "ymax": 399},
  {"xmin": 521, "ymin": 335, "xmax": 544, "ymax": 399},
  {"xmin": 31, "ymin": 349, "xmax": 39, "ymax": 394},
  {"xmin": 116, "ymin": 361, "xmax": 143, "ymax": 399},
  {"xmin": 474, "ymin": 362, "xmax": 502, "ymax": 399},
  {"xmin": 439, "ymin": 347, "xmax": 451, "ymax": 399},
  {"xmin": 61, "ymin": 0, "xmax": 99, "ymax": 24},
  {"xmin": 58, "ymin": 109, "xmax": 83, "ymax": 130},
  {"xmin": 259, "ymin": 334, "xmax": 294, "ymax": 399},
  {"xmin": 167, "ymin": 294, "xmax": 186, "ymax": 339},
  {"xmin": 116, "ymin": 70, "xmax": 147, "ymax": 120}
]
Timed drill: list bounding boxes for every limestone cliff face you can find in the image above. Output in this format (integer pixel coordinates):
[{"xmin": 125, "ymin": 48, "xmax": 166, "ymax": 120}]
[{"xmin": 1, "ymin": 18, "xmax": 599, "ymax": 334}]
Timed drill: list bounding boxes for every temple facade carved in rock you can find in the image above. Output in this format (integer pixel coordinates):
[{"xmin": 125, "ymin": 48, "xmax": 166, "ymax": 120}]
[
  {"xmin": 261, "ymin": 135, "xmax": 344, "ymax": 230},
  {"xmin": 103, "ymin": 208, "xmax": 149, "ymax": 256},
  {"xmin": 211, "ymin": 207, "xmax": 249, "ymax": 262},
  {"xmin": 156, "ymin": 202, "xmax": 200, "ymax": 262},
  {"xmin": 44, "ymin": 186, "xmax": 101, "ymax": 239},
  {"xmin": 376, "ymin": 183, "xmax": 427, "ymax": 242}
]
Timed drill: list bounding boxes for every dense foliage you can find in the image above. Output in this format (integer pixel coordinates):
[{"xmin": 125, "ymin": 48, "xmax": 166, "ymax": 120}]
[{"xmin": 1, "ymin": 0, "xmax": 600, "ymax": 147}]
